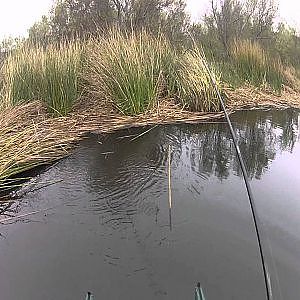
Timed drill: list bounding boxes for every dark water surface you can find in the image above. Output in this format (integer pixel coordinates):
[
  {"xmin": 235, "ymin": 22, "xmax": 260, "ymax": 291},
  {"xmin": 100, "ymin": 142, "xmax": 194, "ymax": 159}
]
[{"xmin": 0, "ymin": 109, "xmax": 300, "ymax": 300}]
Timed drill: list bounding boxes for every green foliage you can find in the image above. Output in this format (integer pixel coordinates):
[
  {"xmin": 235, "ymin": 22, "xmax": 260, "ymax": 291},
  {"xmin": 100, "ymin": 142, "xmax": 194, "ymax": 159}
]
[
  {"xmin": 1, "ymin": 42, "xmax": 82, "ymax": 115},
  {"xmin": 275, "ymin": 23, "xmax": 300, "ymax": 68},
  {"xmin": 28, "ymin": 16, "xmax": 52, "ymax": 46},
  {"xmin": 1, "ymin": 0, "xmax": 300, "ymax": 117},
  {"xmin": 29, "ymin": 0, "xmax": 189, "ymax": 46},
  {"xmin": 203, "ymin": 0, "xmax": 277, "ymax": 54},
  {"xmin": 23, "ymin": 0, "xmax": 300, "ymax": 94}
]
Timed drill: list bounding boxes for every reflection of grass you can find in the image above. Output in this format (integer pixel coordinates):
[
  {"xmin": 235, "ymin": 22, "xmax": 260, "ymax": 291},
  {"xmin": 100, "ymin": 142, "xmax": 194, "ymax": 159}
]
[
  {"xmin": 1, "ymin": 42, "xmax": 82, "ymax": 115},
  {"xmin": 230, "ymin": 39, "xmax": 284, "ymax": 92}
]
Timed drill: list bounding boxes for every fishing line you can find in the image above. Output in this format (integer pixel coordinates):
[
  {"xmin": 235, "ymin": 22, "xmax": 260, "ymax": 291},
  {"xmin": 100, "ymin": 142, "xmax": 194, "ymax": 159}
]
[{"xmin": 201, "ymin": 55, "xmax": 273, "ymax": 300}]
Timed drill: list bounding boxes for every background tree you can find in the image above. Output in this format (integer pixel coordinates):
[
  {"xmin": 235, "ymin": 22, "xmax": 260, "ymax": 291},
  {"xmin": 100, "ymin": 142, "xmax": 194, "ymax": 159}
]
[
  {"xmin": 28, "ymin": 0, "xmax": 189, "ymax": 45},
  {"xmin": 203, "ymin": 0, "xmax": 278, "ymax": 55},
  {"xmin": 275, "ymin": 23, "xmax": 300, "ymax": 66},
  {"xmin": 28, "ymin": 16, "xmax": 52, "ymax": 45}
]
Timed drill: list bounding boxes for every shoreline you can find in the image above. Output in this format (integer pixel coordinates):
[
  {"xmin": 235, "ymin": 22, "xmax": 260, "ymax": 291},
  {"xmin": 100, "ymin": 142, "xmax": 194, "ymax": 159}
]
[{"xmin": 0, "ymin": 86, "xmax": 299, "ymax": 195}]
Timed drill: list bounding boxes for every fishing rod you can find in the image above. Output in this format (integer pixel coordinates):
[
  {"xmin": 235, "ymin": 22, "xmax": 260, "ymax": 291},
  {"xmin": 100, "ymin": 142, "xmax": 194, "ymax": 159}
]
[{"xmin": 201, "ymin": 58, "xmax": 273, "ymax": 300}]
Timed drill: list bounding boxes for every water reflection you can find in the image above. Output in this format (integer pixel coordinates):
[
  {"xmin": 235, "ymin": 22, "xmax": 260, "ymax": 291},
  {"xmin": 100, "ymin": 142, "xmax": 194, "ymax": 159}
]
[
  {"xmin": 82, "ymin": 109, "xmax": 299, "ymax": 228},
  {"xmin": 1, "ymin": 109, "xmax": 300, "ymax": 300},
  {"xmin": 177, "ymin": 109, "xmax": 299, "ymax": 180}
]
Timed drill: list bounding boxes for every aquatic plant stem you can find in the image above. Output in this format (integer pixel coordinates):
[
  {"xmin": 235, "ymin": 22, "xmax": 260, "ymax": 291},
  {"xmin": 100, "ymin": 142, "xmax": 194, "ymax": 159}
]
[
  {"xmin": 168, "ymin": 144, "xmax": 172, "ymax": 230},
  {"xmin": 168, "ymin": 145, "xmax": 172, "ymax": 209}
]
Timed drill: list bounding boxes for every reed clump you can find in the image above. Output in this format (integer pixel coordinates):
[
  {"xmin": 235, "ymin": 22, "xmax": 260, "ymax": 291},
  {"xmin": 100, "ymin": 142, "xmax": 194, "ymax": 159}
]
[
  {"xmin": 1, "ymin": 42, "xmax": 82, "ymax": 115},
  {"xmin": 85, "ymin": 30, "xmax": 168, "ymax": 115},
  {"xmin": 230, "ymin": 39, "xmax": 284, "ymax": 92},
  {"xmin": 174, "ymin": 47, "xmax": 221, "ymax": 112},
  {"xmin": 85, "ymin": 29, "xmax": 221, "ymax": 114}
]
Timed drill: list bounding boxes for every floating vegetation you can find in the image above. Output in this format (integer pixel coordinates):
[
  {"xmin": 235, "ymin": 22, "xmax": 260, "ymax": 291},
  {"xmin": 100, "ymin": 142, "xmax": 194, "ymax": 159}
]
[{"xmin": 0, "ymin": 102, "xmax": 73, "ymax": 192}]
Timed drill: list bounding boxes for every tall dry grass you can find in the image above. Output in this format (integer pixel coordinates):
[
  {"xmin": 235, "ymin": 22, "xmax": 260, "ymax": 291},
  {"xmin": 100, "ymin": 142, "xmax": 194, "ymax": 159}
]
[
  {"xmin": 1, "ymin": 42, "xmax": 82, "ymax": 115},
  {"xmin": 174, "ymin": 47, "xmax": 221, "ymax": 112},
  {"xmin": 0, "ymin": 103, "xmax": 67, "ymax": 191},
  {"xmin": 230, "ymin": 39, "xmax": 284, "ymax": 92}
]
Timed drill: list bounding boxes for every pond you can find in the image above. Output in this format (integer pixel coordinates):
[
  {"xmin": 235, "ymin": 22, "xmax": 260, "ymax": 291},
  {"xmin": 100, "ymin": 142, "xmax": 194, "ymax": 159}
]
[{"xmin": 0, "ymin": 109, "xmax": 299, "ymax": 300}]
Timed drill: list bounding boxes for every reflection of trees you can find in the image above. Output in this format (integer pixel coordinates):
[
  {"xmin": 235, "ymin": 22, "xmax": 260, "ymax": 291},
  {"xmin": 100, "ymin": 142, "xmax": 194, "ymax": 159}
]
[
  {"xmin": 84, "ymin": 109, "xmax": 299, "ymax": 226},
  {"xmin": 174, "ymin": 109, "xmax": 299, "ymax": 180},
  {"xmin": 233, "ymin": 109, "xmax": 299, "ymax": 179},
  {"xmin": 88, "ymin": 109, "xmax": 299, "ymax": 186}
]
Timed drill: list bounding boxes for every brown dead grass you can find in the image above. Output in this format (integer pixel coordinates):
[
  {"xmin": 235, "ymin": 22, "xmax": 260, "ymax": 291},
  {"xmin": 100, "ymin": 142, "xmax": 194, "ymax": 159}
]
[
  {"xmin": 0, "ymin": 97, "xmax": 225, "ymax": 193},
  {"xmin": 1, "ymin": 85, "xmax": 299, "ymax": 195},
  {"xmin": 226, "ymin": 84, "xmax": 300, "ymax": 110}
]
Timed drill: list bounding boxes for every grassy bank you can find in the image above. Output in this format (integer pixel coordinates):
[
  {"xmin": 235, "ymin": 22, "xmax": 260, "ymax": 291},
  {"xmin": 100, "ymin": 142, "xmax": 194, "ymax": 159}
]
[
  {"xmin": 1, "ymin": 42, "xmax": 82, "ymax": 115},
  {"xmin": 1, "ymin": 30, "xmax": 223, "ymax": 116},
  {"xmin": 229, "ymin": 39, "xmax": 285, "ymax": 92},
  {"xmin": 0, "ymin": 30, "xmax": 300, "ymax": 193}
]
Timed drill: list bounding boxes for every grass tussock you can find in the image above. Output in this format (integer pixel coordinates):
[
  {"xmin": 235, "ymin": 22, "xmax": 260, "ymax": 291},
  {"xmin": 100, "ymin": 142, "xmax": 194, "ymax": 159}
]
[
  {"xmin": 1, "ymin": 42, "xmax": 82, "ymax": 115},
  {"xmin": 85, "ymin": 29, "xmax": 221, "ymax": 115},
  {"xmin": 85, "ymin": 30, "xmax": 169, "ymax": 115},
  {"xmin": 174, "ymin": 47, "xmax": 221, "ymax": 112},
  {"xmin": 230, "ymin": 39, "xmax": 284, "ymax": 92}
]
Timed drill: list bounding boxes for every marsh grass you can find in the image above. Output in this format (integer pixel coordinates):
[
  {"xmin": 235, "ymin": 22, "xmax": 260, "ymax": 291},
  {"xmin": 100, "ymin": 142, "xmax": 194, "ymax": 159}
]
[
  {"xmin": 1, "ymin": 42, "xmax": 82, "ymax": 115},
  {"xmin": 86, "ymin": 30, "xmax": 174, "ymax": 115},
  {"xmin": 43, "ymin": 43, "xmax": 82, "ymax": 115},
  {"xmin": 174, "ymin": 47, "xmax": 221, "ymax": 112},
  {"xmin": 230, "ymin": 39, "xmax": 284, "ymax": 92},
  {"xmin": 86, "ymin": 30, "xmax": 222, "ymax": 114}
]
